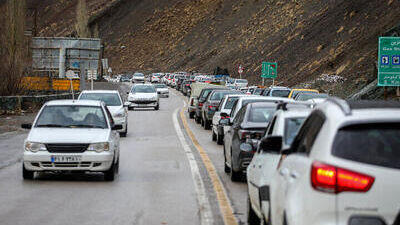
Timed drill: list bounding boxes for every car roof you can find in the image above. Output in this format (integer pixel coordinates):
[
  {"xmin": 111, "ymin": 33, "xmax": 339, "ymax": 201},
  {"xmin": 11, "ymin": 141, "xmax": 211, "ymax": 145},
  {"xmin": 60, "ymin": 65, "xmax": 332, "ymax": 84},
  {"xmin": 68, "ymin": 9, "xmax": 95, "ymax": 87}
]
[
  {"xmin": 80, "ymin": 90, "xmax": 119, "ymax": 94},
  {"xmin": 275, "ymin": 108, "xmax": 312, "ymax": 119},
  {"xmin": 247, "ymin": 101, "xmax": 279, "ymax": 108},
  {"xmin": 290, "ymin": 88, "xmax": 319, "ymax": 92},
  {"xmin": 45, "ymin": 100, "xmax": 103, "ymax": 107}
]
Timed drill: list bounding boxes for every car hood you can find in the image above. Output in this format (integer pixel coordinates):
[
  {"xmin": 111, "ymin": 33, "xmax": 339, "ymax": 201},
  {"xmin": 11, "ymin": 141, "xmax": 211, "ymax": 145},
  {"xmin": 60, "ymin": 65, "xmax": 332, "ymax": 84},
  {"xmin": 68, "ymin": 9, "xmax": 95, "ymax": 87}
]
[
  {"xmin": 132, "ymin": 93, "xmax": 157, "ymax": 98},
  {"xmin": 28, "ymin": 128, "xmax": 110, "ymax": 143},
  {"xmin": 133, "ymin": 76, "xmax": 144, "ymax": 80},
  {"xmin": 107, "ymin": 105, "xmax": 124, "ymax": 115}
]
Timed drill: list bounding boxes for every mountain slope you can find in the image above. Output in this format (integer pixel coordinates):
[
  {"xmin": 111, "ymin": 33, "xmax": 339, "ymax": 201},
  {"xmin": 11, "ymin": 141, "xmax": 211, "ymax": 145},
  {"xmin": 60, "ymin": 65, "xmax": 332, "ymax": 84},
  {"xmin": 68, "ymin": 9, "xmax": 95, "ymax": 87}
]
[{"xmin": 24, "ymin": 0, "xmax": 400, "ymax": 97}]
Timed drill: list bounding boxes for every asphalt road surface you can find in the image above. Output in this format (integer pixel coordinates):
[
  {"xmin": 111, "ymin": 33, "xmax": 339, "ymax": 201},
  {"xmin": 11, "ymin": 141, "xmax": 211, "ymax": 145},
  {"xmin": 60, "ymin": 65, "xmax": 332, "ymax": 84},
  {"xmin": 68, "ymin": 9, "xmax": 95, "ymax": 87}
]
[{"xmin": 0, "ymin": 84, "xmax": 247, "ymax": 225}]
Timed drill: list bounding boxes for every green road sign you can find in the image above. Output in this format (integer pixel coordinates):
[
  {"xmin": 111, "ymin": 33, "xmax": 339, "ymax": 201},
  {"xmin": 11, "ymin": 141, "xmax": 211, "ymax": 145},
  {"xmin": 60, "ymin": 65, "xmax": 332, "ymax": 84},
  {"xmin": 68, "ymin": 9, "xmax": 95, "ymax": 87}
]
[
  {"xmin": 261, "ymin": 62, "xmax": 277, "ymax": 78},
  {"xmin": 378, "ymin": 37, "xmax": 400, "ymax": 86}
]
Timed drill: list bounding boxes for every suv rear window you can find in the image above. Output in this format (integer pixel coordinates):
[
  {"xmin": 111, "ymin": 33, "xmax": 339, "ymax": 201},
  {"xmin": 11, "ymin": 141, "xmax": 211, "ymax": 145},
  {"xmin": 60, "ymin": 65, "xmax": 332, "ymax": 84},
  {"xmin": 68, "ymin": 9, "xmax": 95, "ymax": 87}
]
[{"xmin": 332, "ymin": 123, "xmax": 400, "ymax": 169}]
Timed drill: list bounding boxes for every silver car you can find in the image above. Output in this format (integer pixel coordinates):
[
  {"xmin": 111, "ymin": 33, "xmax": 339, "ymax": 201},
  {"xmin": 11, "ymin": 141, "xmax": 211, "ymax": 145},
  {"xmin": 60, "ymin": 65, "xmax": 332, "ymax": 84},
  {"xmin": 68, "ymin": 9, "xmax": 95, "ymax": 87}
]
[
  {"xmin": 21, "ymin": 100, "xmax": 121, "ymax": 181},
  {"xmin": 127, "ymin": 84, "xmax": 160, "ymax": 110}
]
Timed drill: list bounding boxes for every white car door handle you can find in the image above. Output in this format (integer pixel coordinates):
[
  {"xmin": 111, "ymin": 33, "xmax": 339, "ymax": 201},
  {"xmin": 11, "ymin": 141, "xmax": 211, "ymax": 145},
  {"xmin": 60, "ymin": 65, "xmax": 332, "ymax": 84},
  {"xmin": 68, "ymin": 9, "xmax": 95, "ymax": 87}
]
[{"xmin": 279, "ymin": 168, "xmax": 289, "ymax": 176}]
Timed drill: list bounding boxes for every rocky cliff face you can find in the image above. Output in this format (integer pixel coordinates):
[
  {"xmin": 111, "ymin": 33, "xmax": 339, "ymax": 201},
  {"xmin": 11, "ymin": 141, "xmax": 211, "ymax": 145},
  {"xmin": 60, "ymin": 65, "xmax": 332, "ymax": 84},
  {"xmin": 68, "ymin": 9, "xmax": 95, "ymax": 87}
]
[{"xmin": 21, "ymin": 0, "xmax": 400, "ymax": 97}]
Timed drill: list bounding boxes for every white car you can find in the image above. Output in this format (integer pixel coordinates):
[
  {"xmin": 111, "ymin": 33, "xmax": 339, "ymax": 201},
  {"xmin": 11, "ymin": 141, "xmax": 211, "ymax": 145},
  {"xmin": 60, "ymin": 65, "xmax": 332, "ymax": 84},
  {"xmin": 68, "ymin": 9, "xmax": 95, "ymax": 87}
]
[
  {"xmin": 246, "ymin": 103, "xmax": 312, "ymax": 224},
  {"xmin": 270, "ymin": 98, "xmax": 400, "ymax": 225},
  {"xmin": 127, "ymin": 84, "xmax": 160, "ymax": 110},
  {"xmin": 131, "ymin": 73, "xmax": 145, "ymax": 83},
  {"xmin": 21, "ymin": 100, "xmax": 121, "ymax": 181},
  {"xmin": 211, "ymin": 94, "xmax": 245, "ymax": 144},
  {"xmin": 154, "ymin": 83, "xmax": 169, "ymax": 98},
  {"xmin": 234, "ymin": 79, "xmax": 248, "ymax": 89},
  {"xmin": 78, "ymin": 90, "xmax": 128, "ymax": 137}
]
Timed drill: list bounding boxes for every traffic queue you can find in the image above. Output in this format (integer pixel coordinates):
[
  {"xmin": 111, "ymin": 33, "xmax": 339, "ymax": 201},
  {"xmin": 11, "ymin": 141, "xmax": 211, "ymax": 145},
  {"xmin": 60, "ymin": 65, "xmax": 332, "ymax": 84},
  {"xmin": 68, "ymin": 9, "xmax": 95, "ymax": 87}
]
[
  {"xmin": 171, "ymin": 73, "xmax": 400, "ymax": 225},
  {"xmin": 19, "ymin": 70, "xmax": 400, "ymax": 225}
]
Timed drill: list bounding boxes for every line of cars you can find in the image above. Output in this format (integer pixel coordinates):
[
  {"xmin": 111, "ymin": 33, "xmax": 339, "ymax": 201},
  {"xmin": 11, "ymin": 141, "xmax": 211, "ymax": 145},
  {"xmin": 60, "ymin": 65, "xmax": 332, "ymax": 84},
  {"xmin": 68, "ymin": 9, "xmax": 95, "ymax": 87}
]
[{"xmin": 183, "ymin": 82, "xmax": 400, "ymax": 225}]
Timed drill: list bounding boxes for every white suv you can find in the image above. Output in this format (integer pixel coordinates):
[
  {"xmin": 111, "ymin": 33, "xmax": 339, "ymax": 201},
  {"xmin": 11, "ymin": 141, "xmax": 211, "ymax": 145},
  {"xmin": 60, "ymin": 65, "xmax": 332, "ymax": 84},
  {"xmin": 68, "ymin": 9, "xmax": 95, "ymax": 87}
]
[
  {"xmin": 21, "ymin": 100, "xmax": 121, "ymax": 181},
  {"xmin": 246, "ymin": 103, "xmax": 312, "ymax": 224},
  {"xmin": 270, "ymin": 99, "xmax": 400, "ymax": 225},
  {"xmin": 78, "ymin": 90, "xmax": 128, "ymax": 137}
]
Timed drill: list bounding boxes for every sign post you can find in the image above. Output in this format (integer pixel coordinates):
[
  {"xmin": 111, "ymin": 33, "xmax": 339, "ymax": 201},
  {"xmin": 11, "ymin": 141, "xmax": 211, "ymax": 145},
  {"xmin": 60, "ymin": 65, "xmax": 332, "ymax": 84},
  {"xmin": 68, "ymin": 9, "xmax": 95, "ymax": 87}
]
[
  {"xmin": 378, "ymin": 37, "xmax": 400, "ymax": 87},
  {"xmin": 261, "ymin": 62, "xmax": 278, "ymax": 86},
  {"xmin": 66, "ymin": 70, "xmax": 76, "ymax": 100},
  {"xmin": 88, "ymin": 69, "xmax": 98, "ymax": 90}
]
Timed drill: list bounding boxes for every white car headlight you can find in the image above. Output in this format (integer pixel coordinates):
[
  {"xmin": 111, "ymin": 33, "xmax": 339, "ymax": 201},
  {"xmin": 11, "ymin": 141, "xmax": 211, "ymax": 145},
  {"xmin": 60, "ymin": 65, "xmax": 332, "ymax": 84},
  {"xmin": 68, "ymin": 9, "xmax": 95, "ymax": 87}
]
[
  {"xmin": 25, "ymin": 142, "xmax": 47, "ymax": 153},
  {"xmin": 113, "ymin": 108, "xmax": 125, "ymax": 118},
  {"xmin": 88, "ymin": 142, "xmax": 110, "ymax": 153}
]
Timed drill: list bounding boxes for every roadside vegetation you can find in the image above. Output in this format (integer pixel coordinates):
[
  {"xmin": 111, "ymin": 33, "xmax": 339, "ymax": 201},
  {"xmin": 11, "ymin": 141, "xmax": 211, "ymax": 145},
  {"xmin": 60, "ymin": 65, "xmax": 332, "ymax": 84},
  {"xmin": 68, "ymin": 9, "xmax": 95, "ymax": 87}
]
[{"xmin": 0, "ymin": 0, "xmax": 30, "ymax": 96}]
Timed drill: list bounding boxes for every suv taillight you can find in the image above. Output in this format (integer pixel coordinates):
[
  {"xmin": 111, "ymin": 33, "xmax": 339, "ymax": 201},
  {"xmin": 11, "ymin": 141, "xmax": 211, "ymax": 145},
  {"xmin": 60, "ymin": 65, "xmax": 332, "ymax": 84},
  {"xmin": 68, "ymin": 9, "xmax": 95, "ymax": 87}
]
[{"xmin": 311, "ymin": 162, "xmax": 374, "ymax": 194}]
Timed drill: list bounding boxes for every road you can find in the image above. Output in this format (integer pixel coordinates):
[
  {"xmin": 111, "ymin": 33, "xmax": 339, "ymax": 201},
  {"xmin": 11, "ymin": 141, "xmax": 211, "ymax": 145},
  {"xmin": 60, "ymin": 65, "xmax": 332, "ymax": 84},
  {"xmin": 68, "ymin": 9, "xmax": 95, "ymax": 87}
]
[{"xmin": 0, "ymin": 84, "xmax": 248, "ymax": 225}]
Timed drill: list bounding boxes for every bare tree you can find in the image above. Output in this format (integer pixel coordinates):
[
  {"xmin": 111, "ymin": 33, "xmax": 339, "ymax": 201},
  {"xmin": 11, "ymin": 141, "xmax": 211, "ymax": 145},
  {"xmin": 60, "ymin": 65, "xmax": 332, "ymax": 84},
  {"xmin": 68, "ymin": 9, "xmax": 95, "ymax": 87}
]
[
  {"xmin": 0, "ymin": 0, "xmax": 28, "ymax": 96},
  {"xmin": 75, "ymin": 0, "xmax": 90, "ymax": 38}
]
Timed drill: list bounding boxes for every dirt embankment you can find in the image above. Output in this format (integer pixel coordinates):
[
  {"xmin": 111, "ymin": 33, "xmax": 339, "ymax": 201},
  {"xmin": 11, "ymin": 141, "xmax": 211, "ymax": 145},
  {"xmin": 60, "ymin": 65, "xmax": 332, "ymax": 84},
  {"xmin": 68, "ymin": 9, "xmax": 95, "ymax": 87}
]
[{"xmin": 26, "ymin": 0, "xmax": 400, "ymax": 97}]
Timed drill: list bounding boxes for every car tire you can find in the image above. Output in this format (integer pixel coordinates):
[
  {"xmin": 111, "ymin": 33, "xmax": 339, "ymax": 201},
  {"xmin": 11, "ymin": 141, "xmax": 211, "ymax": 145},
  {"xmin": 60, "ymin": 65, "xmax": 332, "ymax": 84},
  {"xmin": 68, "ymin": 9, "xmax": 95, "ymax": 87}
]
[
  {"xmin": 22, "ymin": 164, "xmax": 34, "ymax": 180},
  {"xmin": 189, "ymin": 112, "xmax": 195, "ymax": 119},
  {"xmin": 217, "ymin": 134, "xmax": 224, "ymax": 145},
  {"xmin": 104, "ymin": 161, "xmax": 116, "ymax": 181},
  {"xmin": 247, "ymin": 195, "xmax": 261, "ymax": 225},
  {"xmin": 204, "ymin": 119, "xmax": 211, "ymax": 130},
  {"xmin": 120, "ymin": 126, "xmax": 127, "ymax": 137},
  {"xmin": 230, "ymin": 153, "xmax": 242, "ymax": 182},
  {"xmin": 155, "ymin": 105, "xmax": 159, "ymax": 110},
  {"xmin": 224, "ymin": 146, "xmax": 230, "ymax": 173},
  {"xmin": 212, "ymin": 130, "xmax": 217, "ymax": 141}
]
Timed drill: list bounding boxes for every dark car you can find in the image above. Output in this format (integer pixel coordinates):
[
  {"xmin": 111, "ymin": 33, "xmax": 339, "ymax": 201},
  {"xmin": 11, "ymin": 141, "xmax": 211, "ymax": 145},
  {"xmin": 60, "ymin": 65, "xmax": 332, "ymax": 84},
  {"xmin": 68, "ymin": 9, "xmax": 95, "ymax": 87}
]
[
  {"xmin": 222, "ymin": 102, "xmax": 278, "ymax": 181},
  {"xmin": 176, "ymin": 77, "xmax": 187, "ymax": 91},
  {"xmin": 194, "ymin": 87, "xmax": 228, "ymax": 124},
  {"xmin": 182, "ymin": 80, "xmax": 194, "ymax": 96},
  {"xmin": 201, "ymin": 90, "xmax": 241, "ymax": 130}
]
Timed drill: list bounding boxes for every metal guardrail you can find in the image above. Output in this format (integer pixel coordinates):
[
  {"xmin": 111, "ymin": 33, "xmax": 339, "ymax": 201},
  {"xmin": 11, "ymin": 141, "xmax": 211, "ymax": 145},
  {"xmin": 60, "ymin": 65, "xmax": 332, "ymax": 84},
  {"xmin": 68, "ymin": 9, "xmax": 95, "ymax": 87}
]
[{"xmin": 0, "ymin": 93, "xmax": 80, "ymax": 112}]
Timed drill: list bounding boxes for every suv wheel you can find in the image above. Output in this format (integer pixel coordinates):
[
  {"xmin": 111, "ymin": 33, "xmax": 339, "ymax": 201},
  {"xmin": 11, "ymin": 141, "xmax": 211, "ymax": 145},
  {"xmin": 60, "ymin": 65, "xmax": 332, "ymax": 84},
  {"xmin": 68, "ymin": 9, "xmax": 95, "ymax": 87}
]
[
  {"xmin": 22, "ymin": 164, "xmax": 34, "ymax": 180},
  {"xmin": 189, "ymin": 112, "xmax": 195, "ymax": 119},
  {"xmin": 230, "ymin": 154, "xmax": 242, "ymax": 182},
  {"xmin": 204, "ymin": 119, "xmax": 211, "ymax": 130},
  {"xmin": 104, "ymin": 161, "xmax": 116, "ymax": 181},
  {"xmin": 247, "ymin": 195, "xmax": 261, "ymax": 225},
  {"xmin": 212, "ymin": 130, "xmax": 217, "ymax": 141},
  {"xmin": 217, "ymin": 133, "xmax": 223, "ymax": 145},
  {"xmin": 224, "ymin": 147, "xmax": 230, "ymax": 173},
  {"xmin": 154, "ymin": 104, "xmax": 159, "ymax": 110}
]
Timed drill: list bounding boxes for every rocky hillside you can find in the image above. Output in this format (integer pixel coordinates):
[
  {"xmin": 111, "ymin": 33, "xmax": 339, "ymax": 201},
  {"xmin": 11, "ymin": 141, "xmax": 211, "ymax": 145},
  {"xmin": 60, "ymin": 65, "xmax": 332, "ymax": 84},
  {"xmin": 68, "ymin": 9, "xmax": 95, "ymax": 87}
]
[{"xmin": 20, "ymin": 0, "xmax": 400, "ymax": 97}]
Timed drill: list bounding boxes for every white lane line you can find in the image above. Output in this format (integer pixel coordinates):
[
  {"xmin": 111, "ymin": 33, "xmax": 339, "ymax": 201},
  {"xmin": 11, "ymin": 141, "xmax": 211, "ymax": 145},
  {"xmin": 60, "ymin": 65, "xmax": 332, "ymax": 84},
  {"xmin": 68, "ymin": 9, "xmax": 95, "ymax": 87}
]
[{"xmin": 172, "ymin": 108, "xmax": 213, "ymax": 225}]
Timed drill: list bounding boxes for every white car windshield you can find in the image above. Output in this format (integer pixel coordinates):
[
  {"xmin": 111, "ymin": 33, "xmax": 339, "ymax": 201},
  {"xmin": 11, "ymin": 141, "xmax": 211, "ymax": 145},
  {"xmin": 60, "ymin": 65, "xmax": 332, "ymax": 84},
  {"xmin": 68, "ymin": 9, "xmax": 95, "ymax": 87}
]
[
  {"xmin": 132, "ymin": 85, "xmax": 156, "ymax": 93},
  {"xmin": 79, "ymin": 93, "xmax": 122, "ymax": 106},
  {"xmin": 35, "ymin": 105, "xmax": 108, "ymax": 129}
]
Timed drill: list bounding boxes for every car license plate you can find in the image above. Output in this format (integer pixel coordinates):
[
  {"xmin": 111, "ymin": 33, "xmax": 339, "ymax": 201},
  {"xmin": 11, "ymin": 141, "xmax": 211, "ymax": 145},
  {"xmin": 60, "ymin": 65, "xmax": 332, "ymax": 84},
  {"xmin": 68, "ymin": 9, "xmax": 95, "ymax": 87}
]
[{"xmin": 51, "ymin": 155, "xmax": 82, "ymax": 163}]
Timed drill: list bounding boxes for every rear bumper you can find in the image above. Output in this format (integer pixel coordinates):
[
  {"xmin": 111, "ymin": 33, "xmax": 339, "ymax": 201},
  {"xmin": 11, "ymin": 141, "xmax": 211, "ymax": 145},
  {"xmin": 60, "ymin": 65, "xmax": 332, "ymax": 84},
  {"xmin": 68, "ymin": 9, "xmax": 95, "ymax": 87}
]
[{"xmin": 23, "ymin": 151, "xmax": 114, "ymax": 172}]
